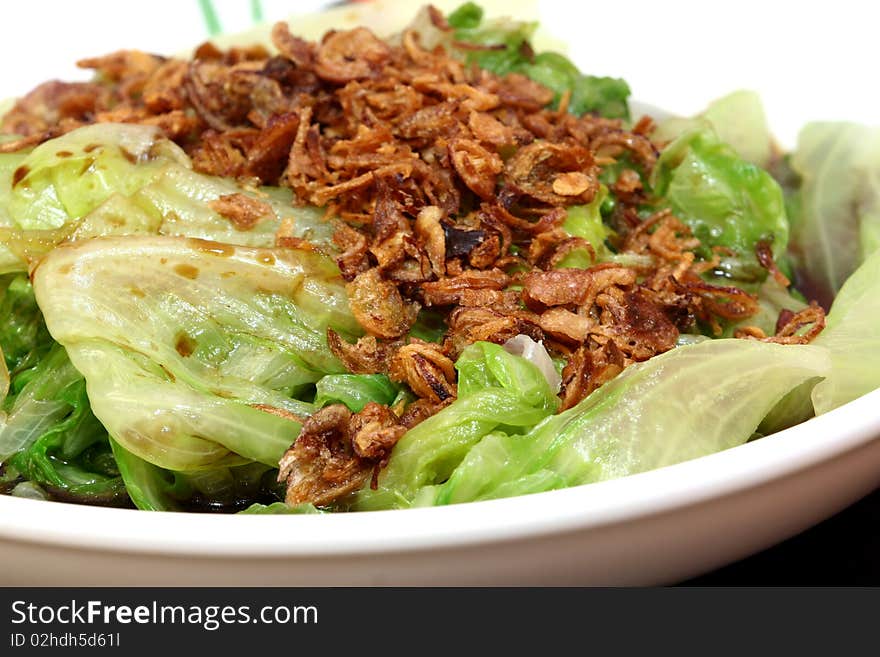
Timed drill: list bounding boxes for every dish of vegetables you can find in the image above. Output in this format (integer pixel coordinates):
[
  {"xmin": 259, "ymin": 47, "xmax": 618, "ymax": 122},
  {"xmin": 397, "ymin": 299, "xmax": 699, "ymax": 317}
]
[{"xmin": 0, "ymin": 1, "xmax": 877, "ymax": 521}]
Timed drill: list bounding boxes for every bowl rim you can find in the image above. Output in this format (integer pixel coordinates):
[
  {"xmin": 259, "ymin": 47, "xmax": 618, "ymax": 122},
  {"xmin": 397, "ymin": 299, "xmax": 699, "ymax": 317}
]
[{"xmin": 2, "ymin": 386, "xmax": 878, "ymax": 558}]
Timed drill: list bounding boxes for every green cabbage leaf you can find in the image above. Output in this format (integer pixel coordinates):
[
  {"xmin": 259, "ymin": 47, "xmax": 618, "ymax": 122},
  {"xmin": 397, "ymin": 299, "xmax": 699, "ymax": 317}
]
[
  {"xmin": 652, "ymin": 127, "xmax": 789, "ymax": 263},
  {"xmin": 33, "ymin": 235, "xmax": 359, "ymax": 471},
  {"xmin": 0, "ymin": 123, "xmax": 333, "ymax": 272},
  {"xmin": 653, "ymin": 90, "xmax": 773, "ymax": 168},
  {"xmin": 361, "ymin": 339, "xmax": 829, "ymax": 508},
  {"xmin": 444, "ymin": 3, "xmax": 630, "ymax": 118},
  {"xmin": 811, "ymin": 247, "xmax": 880, "ymax": 413},
  {"xmin": 787, "ymin": 123, "xmax": 880, "ymax": 305},
  {"xmin": 354, "ymin": 341, "xmax": 559, "ymax": 510}
]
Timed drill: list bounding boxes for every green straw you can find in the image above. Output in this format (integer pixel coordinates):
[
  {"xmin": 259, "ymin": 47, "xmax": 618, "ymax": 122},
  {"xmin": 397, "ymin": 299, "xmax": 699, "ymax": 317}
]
[
  {"xmin": 250, "ymin": 0, "xmax": 264, "ymax": 22},
  {"xmin": 197, "ymin": 0, "xmax": 222, "ymax": 35}
]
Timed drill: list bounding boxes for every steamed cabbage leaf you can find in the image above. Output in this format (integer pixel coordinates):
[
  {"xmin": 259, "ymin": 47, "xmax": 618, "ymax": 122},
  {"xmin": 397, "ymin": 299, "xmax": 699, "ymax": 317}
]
[
  {"xmin": 5, "ymin": 123, "xmax": 189, "ymax": 231},
  {"xmin": 314, "ymin": 374, "xmax": 401, "ymax": 413},
  {"xmin": 33, "ymin": 236, "xmax": 360, "ymax": 470},
  {"xmin": 355, "ymin": 339, "xmax": 829, "ymax": 509},
  {"xmin": 111, "ymin": 438, "xmax": 281, "ymax": 511},
  {"xmin": 429, "ymin": 339, "xmax": 830, "ymax": 505},
  {"xmin": 8, "ymin": 366, "xmax": 128, "ymax": 506},
  {"xmin": 0, "ymin": 124, "xmax": 333, "ymax": 271},
  {"xmin": 354, "ymin": 341, "xmax": 559, "ymax": 510},
  {"xmin": 240, "ymin": 501, "xmax": 323, "ymax": 514},
  {"xmin": 654, "ymin": 90, "xmax": 773, "ymax": 167},
  {"xmin": 0, "ymin": 343, "xmax": 87, "ymax": 462},
  {"xmin": 724, "ymin": 278, "xmax": 819, "ymax": 434},
  {"xmin": 0, "ymin": 336, "xmax": 128, "ymax": 506},
  {"xmin": 0, "ymin": 274, "xmax": 52, "ymax": 379},
  {"xmin": 557, "ymin": 187, "xmax": 612, "ymax": 268},
  {"xmin": 0, "ymin": 150, "xmax": 33, "ymax": 272},
  {"xmin": 109, "ymin": 439, "xmax": 190, "ymax": 511},
  {"xmin": 652, "ymin": 127, "xmax": 789, "ymax": 262},
  {"xmin": 788, "ymin": 122, "xmax": 880, "ymax": 305},
  {"xmin": 444, "ymin": 3, "xmax": 630, "ymax": 118},
  {"xmin": 811, "ymin": 247, "xmax": 880, "ymax": 414}
]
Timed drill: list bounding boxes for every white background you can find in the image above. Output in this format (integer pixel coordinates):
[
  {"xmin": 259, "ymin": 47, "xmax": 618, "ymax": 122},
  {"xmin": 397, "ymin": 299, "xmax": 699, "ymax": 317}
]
[{"xmin": 1, "ymin": 0, "xmax": 877, "ymax": 147}]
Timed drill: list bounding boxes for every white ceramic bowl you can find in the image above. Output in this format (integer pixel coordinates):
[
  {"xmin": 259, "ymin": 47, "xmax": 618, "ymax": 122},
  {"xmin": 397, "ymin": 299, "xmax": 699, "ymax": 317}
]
[
  {"xmin": 1, "ymin": 0, "xmax": 878, "ymax": 585},
  {"xmin": 2, "ymin": 387, "xmax": 880, "ymax": 585}
]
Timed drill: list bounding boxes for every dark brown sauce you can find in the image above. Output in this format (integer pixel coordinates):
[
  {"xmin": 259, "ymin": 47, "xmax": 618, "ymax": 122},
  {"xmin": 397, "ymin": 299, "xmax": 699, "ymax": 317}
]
[
  {"xmin": 174, "ymin": 331, "xmax": 197, "ymax": 357},
  {"xmin": 78, "ymin": 158, "xmax": 95, "ymax": 176},
  {"xmin": 187, "ymin": 238, "xmax": 234, "ymax": 257},
  {"xmin": 159, "ymin": 364, "xmax": 176, "ymax": 382},
  {"xmin": 11, "ymin": 165, "xmax": 29, "ymax": 187},
  {"xmin": 173, "ymin": 263, "xmax": 199, "ymax": 280},
  {"xmin": 255, "ymin": 250, "xmax": 276, "ymax": 265},
  {"xmin": 119, "ymin": 147, "xmax": 138, "ymax": 164}
]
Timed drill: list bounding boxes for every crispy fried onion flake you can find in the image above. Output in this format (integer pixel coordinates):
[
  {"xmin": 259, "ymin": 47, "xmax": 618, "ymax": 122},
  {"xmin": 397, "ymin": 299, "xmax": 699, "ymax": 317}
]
[{"xmin": 278, "ymin": 403, "xmax": 406, "ymax": 506}]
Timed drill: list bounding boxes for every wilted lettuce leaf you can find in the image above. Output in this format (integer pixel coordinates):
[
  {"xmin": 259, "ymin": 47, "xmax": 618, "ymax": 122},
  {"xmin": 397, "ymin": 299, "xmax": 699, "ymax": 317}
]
[
  {"xmin": 7, "ymin": 123, "xmax": 189, "ymax": 232},
  {"xmin": 0, "ymin": 274, "xmax": 52, "ymax": 378},
  {"xmin": 7, "ymin": 481, "xmax": 49, "ymax": 500},
  {"xmin": 429, "ymin": 339, "xmax": 830, "ymax": 505},
  {"xmin": 757, "ymin": 378, "xmax": 823, "ymax": 436},
  {"xmin": 445, "ymin": 3, "xmax": 630, "ymax": 118},
  {"xmin": 408, "ymin": 309, "xmax": 448, "ymax": 343},
  {"xmin": 9, "ymin": 370, "xmax": 128, "ymax": 506},
  {"xmin": 0, "ymin": 343, "xmax": 85, "ymax": 462},
  {"xmin": 556, "ymin": 187, "xmax": 612, "ymax": 268},
  {"xmin": 110, "ymin": 439, "xmax": 190, "ymax": 511},
  {"xmin": 0, "ymin": 276, "xmax": 60, "ymax": 460},
  {"xmin": 700, "ymin": 91, "xmax": 773, "ymax": 168},
  {"xmin": 654, "ymin": 90, "xmax": 773, "ymax": 168},
  {"xmin": 652, "ymin": 127, "xmax": 789, "ymax": 261},
  {"xmin": 0, "ymin": 123, "xmax": 333, "ymax": 271},
  {"xmin": 239, "ymin": 501, "xmax": 323, "ymax": 515},
  {"xmin": 111, "ymin": 438, "xmax": 282, "ymax": 511},
  {"xmin": 0, "ymin": 150, "xmax": 33, "ymax": 272},
  {"xmin": 0, "ymin": 336, "xmax": 129, "ymax": 506},
  {"xmin": 788, "ymin": 122, "xmax": 880, "ymax": 306},
  {"xmin": 811, "ymin": 247, "xmax": 880, "ymax": 414},
  {"xmin": 354, "ymin": 341, "xmax": 559, "ymax": 510},
  {"xmin": 128, "ymin": 164, "xmax": 332, "ymax": 247},
  {"xmin": 314, "ymin": 373, "xmax": 401, "ymax": 413},
  {"xmin": 716, "ymin": 276, "xmax": 821, "ymax": 434},
  {"xmin": 447, "ymin": 1, "xmax": 484, "ymax": 28},
  {"xmin": 517, "ymin": 53, "xmax": 631, "ymax": 120},
  {"xmin": 33, "ymin": 236, "xmax": 360, "ymax": 471},
  {"xmin": 0, "ymin": 279, "xmax": 122, "ymax": 507}
]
